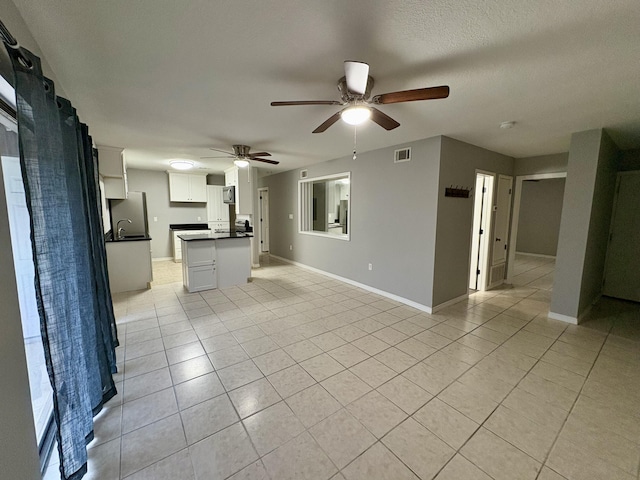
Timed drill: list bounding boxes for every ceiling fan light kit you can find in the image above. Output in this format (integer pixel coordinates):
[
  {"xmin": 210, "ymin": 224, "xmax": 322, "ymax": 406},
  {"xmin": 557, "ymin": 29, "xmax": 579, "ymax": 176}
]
[
  {"xmin": 341, "ymin": 106, "xmax": 371, "ymax": 126},
  {"xmin": 169, "ymin": 159, "xmax": 194, "ymax": 170},
  {"xmin": 233, "ymin": 158, "xmax": 250, "ymax": 168},
  {"xmin": 271, "ymin": 60, "xmax": 450, "ymax": 133}
]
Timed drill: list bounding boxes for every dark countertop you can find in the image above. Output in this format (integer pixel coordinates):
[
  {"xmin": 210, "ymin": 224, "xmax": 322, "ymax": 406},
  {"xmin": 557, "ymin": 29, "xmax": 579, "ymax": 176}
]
[
  {"xmin": 169, "ymin": 223, "xmax": 210, "ymax": 231},
  {"xmin": 105, "ymin": 231, "xmax": 152, "ymax": 243},
  {"xmin": 178, "ymin": 232, "xmax": 253, "ymax": 241}
]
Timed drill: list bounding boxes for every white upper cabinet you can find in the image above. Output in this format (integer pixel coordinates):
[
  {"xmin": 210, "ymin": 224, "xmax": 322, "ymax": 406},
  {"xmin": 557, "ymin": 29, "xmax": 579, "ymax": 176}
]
[
  {"xmin": 98, "ymin": 146, "xmax": 128, "ymax": 199},
  {"xmin": 207, "ymin": 185, "xmax": 229, "ymax": 222},
  {"xmin": 224, "ymin": 166, "xmax": 253, "ymax": 215},
  {"xmin": 168, "ymin": 173, "xmax": 207, "ymax": 202}
]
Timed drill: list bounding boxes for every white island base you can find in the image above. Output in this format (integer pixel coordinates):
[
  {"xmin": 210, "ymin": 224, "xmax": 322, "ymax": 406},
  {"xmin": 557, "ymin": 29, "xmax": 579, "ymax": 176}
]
[{"xmin": 180, "ymin": 234, "xmax": 251, "ymax": 292}]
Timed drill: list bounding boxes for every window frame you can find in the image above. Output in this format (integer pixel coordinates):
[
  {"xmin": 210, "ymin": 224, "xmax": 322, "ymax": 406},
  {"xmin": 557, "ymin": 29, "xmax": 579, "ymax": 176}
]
[{"xmin": 298, "ymin": 171, "xmax": 351, "ymax": 241}]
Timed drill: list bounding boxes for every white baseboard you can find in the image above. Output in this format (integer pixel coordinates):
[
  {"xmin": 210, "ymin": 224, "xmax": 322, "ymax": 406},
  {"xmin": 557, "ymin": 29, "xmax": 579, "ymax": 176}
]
[
  {"xmin": 548, "ymin": 293, "xmax": 601, "ymax": 325},
  {"xmin": 269, "ymin": 254, "xmax": 434, "ymax": 314},
  {"xmin": 152, "ymin": 257, "xmax": 174, "ymax": 262},
  {"xmin": 251, "ymin": 263, "xmax": 261, "ymax": 268},
  {"xmin": 431, "ymin": 293, "xmax": 470, "ymax": 313},
  {"xmin": 515, "ymin": 251, "xmax": 557, "ymax": 259},
  {"xmin": 548, "ymin": 311, "xmax": 578, "ymax": 325}
]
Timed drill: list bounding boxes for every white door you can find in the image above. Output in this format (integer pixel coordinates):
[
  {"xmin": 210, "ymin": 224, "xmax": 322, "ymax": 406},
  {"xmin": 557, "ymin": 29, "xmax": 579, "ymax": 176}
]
[
  {"xmin": 603, "ymin": 172, "xmax": 640, "ymax": 302},
  {"xmin": 259, "ymin": 189, "xmax": 270, "ymax": 252},
  {"xmin": 469, "ymin": 173, "xmax": 494, "ymax": 290},
  {"xmin": 492, "ymin": 175, "xmax": 513, "ymax": 265},
  {"xmin": 1, "ymin": 156, "xmax": 39, "ymax": 338}
]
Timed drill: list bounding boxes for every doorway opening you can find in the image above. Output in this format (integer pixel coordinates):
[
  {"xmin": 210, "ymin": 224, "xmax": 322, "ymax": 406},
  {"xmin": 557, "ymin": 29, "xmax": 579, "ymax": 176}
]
[
  {"xmin": 506, "ymin": 173, "xmax": 566, "ymax": 290},
  {"xmin": 258, "ymin": 187, "xmax": 270, "ymax": 253},
  {"xmin": 469, "ymin": 172, "xmax": 495, "ymax": 291}
]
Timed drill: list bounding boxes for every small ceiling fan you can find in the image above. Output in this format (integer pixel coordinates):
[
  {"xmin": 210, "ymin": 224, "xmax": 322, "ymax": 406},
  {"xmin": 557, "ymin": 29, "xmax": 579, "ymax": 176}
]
[
  {"xmin": 201, "ymin": 144, "xmax": 279, "ymax": 168},
  {"xmin": 271, "ymin": 61, "xmax": 449, "ymax": 133}
]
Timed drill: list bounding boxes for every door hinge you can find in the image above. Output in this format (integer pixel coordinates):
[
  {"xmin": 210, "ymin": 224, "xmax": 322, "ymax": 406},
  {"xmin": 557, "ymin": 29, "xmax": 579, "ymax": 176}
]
[
  {"xmin": 479, "ymin": 228, "xmax": 483, "ymax": 234},
  {"xmin": 508, "ymin": 188, "xmax": 512, "ymax": 195},
  {"xmin": 482, "ymin": 187, "xmax": 486, "ymax": 193},
  {"xmin": 477, "ymin": 269, "xmax": 481, "ymax": 275},
  {"xmin": 504, "ymin": 244, "xmax": 508, "ymax": 250},
  {"xmin": 260, "ymin": 240, "xmax": 263, "ymax": 244}
]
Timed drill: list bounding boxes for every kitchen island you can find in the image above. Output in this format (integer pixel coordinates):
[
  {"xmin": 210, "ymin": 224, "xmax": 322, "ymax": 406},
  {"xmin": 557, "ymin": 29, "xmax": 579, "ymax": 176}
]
[{"xmin": 179, "ymin": 232, "xmax": 252, "ymax": 292}]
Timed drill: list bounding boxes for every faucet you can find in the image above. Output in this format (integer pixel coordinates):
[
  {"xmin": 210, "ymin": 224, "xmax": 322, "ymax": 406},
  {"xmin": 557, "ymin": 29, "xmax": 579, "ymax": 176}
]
[{"xmin": 116, "ymin": 218, "xmax": 132, "ymax": 240}]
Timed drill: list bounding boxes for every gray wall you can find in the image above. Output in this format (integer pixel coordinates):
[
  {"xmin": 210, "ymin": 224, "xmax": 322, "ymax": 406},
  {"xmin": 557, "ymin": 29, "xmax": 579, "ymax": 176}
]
[
  {"xmin": 516, "ymin": 178, "xmax": 565, "ymax": 256},
  {"xmin": 0, "ymin": 128, "xmax": 41, "ymax": 478},
  {"xmin": 432, "ymin": 137, "xmax": 514, "ymax": 306},
  {"xmin": 126, "ymin": 169, "xmax": 207, "ymax": 258},
  {"xmin": 513, "ymin": 153, "xmax": 568, "ymax": 176},
  {"xmin": 260, "ymin": 137, "xmax": 442, "ymax": 307},
  {"xmin": 619, "ymin": 149, "xmax": 640, "ymax": 172},
  {"xmin": 551, "ymin": 129, "xmax": 619, "ymax": 319}
]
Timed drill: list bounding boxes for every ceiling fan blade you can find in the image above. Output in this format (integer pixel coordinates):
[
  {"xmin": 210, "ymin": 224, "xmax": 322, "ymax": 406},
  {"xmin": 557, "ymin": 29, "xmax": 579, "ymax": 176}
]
[
  {"xmin": 371, "ymin": 85, "xmax": 450, "ymax": 104},
  {"xmin": 370, "ymin": 107, "xmax": 400, "ymax": 130},
  {"xmin": 209, "ymin": 147, "xmax": 234, "ymax": 155},
  {"xmin": 312, "ymin": 112, "xmax": 342, "ymax": 133},
  {"xmin": 200, "ymin": 155, "xmax": 234, "ymax": 159},
  {"xmin": 248, "ymin": 152, "xmax": 271, "ymax": 158},
  {"xmin": 252, "ymin": 158, "xmax": 279, "ymax": 165},
  {"xmin": 344, "ymin": 61, "xmax": 369, "ymax": 95},
  {"xmin": 271, "ymin": 100, "xmax": 342, "ymax": 106}
]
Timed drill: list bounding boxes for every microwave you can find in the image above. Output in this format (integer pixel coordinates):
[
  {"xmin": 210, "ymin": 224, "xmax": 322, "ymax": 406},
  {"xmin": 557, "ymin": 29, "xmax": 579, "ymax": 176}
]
[{"xmin": 223, "ymin": 185, "xmax": 235, "ymax": 204}]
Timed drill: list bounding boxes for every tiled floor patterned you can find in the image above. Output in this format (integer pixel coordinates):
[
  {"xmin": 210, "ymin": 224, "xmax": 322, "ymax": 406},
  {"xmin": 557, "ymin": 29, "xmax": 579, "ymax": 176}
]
[{"xmin": 44, "ymin": 256, "xmax": 640, "ymax": 480}]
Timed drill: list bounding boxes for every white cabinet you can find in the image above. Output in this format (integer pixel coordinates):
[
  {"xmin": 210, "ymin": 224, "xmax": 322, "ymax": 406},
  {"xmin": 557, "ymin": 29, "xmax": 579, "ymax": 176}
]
[
  {"xmin": 172, "ymin": 229, "xmax": 209, "ymax": 262},
  {"xmin": 207, "ymin": 185, "xmax": 229, "ymax": 222},
  {"xmin": 98, "ymin": 146, "xmax": 128, "ymax": 199},
  {"xmin": 168, "ymin": 173, "xmax": 207, "ymax": 202},
  {"xmin": 224, "ymin": 166, "xmax": 254, "ymax": 215},
  {"xmin": 209, "ymin": 221, "xmax": 229, "ymax": 232},
  {"xmin": 181, "ymin": 239, "xmax": 216, "ymax": 293}
]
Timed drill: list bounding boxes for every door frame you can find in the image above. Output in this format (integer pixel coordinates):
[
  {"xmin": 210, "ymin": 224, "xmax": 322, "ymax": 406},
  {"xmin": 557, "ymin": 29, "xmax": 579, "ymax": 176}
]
[
  {"xmin": 469, "ymin": 171, "xmax": 496, "ymax": 291},
  {"xmin": 506, "ymin": 171, "xmax": 567, "ymax": 284},
  {"xmin": 257, "ymin": 187, "xmax": 269, "ymax": 253}
]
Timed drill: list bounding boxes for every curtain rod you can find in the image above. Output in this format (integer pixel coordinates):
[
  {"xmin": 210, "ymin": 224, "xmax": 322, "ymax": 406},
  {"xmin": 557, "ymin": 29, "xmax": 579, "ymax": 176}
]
[{"xmin": 0, "ymin": 17, "xmax": 34, "ymax": 69}]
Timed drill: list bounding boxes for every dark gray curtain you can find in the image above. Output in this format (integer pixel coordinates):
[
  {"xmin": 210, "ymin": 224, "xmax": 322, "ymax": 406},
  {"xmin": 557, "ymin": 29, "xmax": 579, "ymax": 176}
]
[{"xmin": 4, "ymin": 45, "xmax": 118, "ymax": 480}]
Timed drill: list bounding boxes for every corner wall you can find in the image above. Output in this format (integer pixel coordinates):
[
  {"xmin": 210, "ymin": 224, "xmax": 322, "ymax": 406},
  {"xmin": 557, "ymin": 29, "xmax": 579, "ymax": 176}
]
[
  {"xmin": 260, "ymin": 136, "xmax": 442, "ymax": 308},
  {"xmin": 551, "ymin": 129, "xmax": 619, "ymax": 321},
  {"xmin": 432, "ymin": 137, "xmax": 513, "ymax": 307}
]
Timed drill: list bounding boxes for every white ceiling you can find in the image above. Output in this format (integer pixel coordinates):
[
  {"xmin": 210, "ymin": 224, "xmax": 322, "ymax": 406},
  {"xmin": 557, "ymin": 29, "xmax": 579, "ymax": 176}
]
[{"xmin": 9, "ymin": 0, "xmax": 640, "ymax": 174}]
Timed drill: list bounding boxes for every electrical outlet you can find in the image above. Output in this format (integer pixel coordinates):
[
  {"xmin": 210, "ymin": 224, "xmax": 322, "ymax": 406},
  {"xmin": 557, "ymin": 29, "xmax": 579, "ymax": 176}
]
[
  {"xmin": 289, "ymin": 245, "xmax": 293, "ymax": 251},
  {"xmin": 288, "ymin": 213, "xmax": 294, "ymax": 220},
  {"xmin": 368, "ymin": 263, "xmax": 373, "ymax": 271},
  {"xmin": 197, "ymin": 216, "xmax": 201, "ymax": 221},
  {"xmin": 153, "ymin": 216, "xmax": 158, "ymax": 222}
]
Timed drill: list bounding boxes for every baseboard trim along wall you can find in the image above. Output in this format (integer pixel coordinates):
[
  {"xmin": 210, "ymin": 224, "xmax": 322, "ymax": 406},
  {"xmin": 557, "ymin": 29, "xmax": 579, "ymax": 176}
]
[
  {"xmin": 548, "ymin": 311, "xmax": 579, "ymax": 325},
  {"xmin": 430, "ymin": 293, "xmax": 470, "ymax": 314},
  {"xmin": 515, "ymin": 251, "xmax": 557, "ymax": 259},
  {"xmin": 269, "ymin": 255, "xmax": 435, "ymax": 314},
  {"xmin": 152, "ymin": 257, "xmax": 174, "ymax": 262}
]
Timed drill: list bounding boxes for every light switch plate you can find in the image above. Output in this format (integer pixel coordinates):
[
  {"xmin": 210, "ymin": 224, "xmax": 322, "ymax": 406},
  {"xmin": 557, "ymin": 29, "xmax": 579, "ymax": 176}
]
[{"xmin": 288, "ymin": 213, "xmax": 294, "ymax": 220}]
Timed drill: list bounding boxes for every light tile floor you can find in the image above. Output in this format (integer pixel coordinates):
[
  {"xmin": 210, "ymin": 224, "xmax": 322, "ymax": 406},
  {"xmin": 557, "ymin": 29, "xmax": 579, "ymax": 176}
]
[
  {"xmin": 511, "ymin": 253, "xmax": 556, "ymax": 290},
  {"xmin": 44, "ymin": 256, "xmax": 640, "ymax": 480}
]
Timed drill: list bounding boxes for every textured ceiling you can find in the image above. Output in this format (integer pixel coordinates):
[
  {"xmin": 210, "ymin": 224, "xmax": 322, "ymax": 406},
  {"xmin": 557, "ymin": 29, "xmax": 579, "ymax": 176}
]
[{"xmin": 8, "ymin": 0, "xmax": 640, "ymax": 174}]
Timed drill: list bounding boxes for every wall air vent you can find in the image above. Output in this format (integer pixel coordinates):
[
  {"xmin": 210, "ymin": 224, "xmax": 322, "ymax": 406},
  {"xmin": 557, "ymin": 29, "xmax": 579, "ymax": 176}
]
[
  {"xmin": 300, "ymin": 169, "xmax": 308, "ymax": 179},
  {"xmin": 394, "ymin": 147, "xmax": 411, "ymax": 163}
]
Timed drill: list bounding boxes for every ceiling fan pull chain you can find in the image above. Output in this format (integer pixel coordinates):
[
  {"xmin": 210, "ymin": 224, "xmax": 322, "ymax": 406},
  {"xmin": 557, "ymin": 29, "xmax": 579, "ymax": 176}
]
[{"xmin": 353, "ymin": 125, "xmax": 357, "ymax": 160}]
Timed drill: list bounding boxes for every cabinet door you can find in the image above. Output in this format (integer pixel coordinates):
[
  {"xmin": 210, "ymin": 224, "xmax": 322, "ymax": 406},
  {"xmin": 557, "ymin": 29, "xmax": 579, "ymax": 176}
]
[
  {"xmin": 169, "ymin": 173, "xmax": 191, "ymax": 202},
  {"xmin": 189, "ymin": 175, "xmax": 207, "ymax": 202}
]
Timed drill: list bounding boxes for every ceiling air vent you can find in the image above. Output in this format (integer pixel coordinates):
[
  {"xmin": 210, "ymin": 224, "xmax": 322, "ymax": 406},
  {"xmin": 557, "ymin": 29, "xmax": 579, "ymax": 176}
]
[
  {"xmin": 300, "ymin": 169, "xmax": 308, "ymax": 178},
  {"xmin": 394, "ymin": 147, "xmax": 411, "ymax": 163}
]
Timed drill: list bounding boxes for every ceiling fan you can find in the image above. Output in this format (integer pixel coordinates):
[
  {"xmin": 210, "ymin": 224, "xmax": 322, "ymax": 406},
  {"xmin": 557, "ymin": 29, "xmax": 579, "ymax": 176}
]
[
  {"xmin": 201, "ymin": 144, "xmax": 279, "ymax": 168},
  {"xmin": 271, "ymin": 61, "xmax": 450, "ymax": 133}
]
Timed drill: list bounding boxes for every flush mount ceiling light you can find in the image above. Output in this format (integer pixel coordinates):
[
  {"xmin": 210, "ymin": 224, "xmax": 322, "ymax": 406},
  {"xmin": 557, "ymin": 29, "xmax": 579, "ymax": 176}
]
[
  {"xmin": 169, "ymin": 159, "xmax": 194, "ymax": 170},
  {"xmin": 500, "ymin": 121, "xmax": 516, "ymax": 129},
  {"xmin": 341, "ymin": 106, "xmax": 372, "ymax": 126},
  {"xmin": 233, "ymin": 158, "xmax": 250, "ymax": 168}
]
